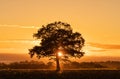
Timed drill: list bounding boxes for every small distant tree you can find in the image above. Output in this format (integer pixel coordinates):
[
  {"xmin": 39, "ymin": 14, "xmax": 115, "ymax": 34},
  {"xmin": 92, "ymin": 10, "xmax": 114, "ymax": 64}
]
[{"xmin": 29, "ymin": 21, "xmax": 85, "ymax": 71}]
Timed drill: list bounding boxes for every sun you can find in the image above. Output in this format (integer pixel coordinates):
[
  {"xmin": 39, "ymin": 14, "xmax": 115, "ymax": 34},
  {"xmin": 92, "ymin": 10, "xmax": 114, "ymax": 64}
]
[{"xmin": 58, "ymin": 51, "xmax": 63, "ymax": 57}]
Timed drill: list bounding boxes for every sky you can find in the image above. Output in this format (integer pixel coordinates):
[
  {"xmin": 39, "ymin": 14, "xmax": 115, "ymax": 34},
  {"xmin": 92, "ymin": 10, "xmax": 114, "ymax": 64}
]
[{"xmin": 0, "ymin": 0, "xmax": 120, "ymax": 62}]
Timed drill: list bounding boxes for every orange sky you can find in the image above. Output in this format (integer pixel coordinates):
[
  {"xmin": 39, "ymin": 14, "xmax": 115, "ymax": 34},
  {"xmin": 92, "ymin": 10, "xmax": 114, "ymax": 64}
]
[{"xmin": 0, "ymin": 0, "xmax": 120, "ymax": 60}]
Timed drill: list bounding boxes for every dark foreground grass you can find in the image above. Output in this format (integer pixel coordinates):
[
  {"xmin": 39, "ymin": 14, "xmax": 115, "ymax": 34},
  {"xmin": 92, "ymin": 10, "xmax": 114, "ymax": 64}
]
[{"xmin": 0, "ymin": 70, "xmax": 120, "ymax": 79}]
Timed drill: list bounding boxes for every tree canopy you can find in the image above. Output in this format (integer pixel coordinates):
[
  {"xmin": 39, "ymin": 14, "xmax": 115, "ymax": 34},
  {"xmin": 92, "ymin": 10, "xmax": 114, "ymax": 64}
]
[{"xmin": 29, "ymin": 21, "xmax": 85, "ymax": 59}]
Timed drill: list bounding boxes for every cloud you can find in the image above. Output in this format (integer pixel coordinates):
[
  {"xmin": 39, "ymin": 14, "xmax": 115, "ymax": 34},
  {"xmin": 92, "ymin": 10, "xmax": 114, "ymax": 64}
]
[
  {"xmin": 0, "ymin": 24, "xmax": 39, "ymax": 29},
  {"xmin": 89, "ymin": 49, "xmax": 107, "ymax": 52},
  {"xmin": 0, "ymin": 39, "xmax": 41, "ymax": 47},
  {"xmin": 88, "ymin": 43, "xmax": 120, "ymax": 49},
  {"xmin": 0, "ymin": 39, "xmax": 33, "ymax": 43},
  {"xmin": 0, "ymin": 48, "xmax": 16, "ymax": 50}
]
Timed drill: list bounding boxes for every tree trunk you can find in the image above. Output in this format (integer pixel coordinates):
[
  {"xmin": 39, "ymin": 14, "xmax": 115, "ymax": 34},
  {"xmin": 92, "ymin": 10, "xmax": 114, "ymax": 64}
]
[{"xmin": 56, "ymin": 53, "xmax": 60, "ymax": 71}]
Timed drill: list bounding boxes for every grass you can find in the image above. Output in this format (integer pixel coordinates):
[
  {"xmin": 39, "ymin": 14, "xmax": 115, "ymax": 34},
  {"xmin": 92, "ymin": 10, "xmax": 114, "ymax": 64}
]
[{"xmin": 0, "ymin": 69, "xmax": 120, "ymax": 79}]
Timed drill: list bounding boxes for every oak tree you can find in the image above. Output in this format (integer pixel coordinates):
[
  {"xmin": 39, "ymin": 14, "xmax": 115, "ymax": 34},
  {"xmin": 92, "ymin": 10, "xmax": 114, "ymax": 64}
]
[{"xmin": 29, "ymin": 21, "xmax": 85, "ymax": 71}]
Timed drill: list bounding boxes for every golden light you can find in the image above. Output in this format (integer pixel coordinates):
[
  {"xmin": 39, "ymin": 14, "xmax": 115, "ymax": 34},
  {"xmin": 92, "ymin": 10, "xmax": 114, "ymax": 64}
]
[
  {"xmin": 32, "ymin": 40, "xmax": 41, "ymax": 45},
  {"xmin": 58, "ymin": 51, "xmax": 63, "ymax": 57}
]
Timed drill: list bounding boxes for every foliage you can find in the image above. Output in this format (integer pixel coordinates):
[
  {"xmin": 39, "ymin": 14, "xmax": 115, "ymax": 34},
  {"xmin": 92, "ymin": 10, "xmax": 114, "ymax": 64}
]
[
  {"xmin": 29, "ymin": 21, "xmax": 85, "ymax": 59},
  {"xmin": 1, "ymin": 61, "xmax": 120, "ymax": 69}
]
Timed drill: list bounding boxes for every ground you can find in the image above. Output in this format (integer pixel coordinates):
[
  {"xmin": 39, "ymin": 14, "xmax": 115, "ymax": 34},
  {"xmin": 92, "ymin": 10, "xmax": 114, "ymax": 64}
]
[{"xmin": 0, "ymin": 70, "xmax": 120, "ymax": 79}]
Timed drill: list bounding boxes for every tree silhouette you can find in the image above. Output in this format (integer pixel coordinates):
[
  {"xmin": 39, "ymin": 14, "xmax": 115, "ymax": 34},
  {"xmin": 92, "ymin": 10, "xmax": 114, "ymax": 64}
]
[{"xmin": 29, "ymin": 21, "xmax": 85, "ymax": 71}]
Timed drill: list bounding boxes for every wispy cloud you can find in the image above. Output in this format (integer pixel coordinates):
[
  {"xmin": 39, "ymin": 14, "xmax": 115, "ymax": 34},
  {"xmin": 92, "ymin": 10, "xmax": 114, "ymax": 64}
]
[
  {"xmin": 0, "ymin": 39, "xmax": 41, "ymax": 45},
  {"xmin": 0, "ymin": 39, "xmax": 33, "ymax": 43},
  {"xmin": 0, "ymin": 48, "xmax": 16, "ymax": 50},
  {"xmin": 0, "ymin": 24, "xmax": 39, "ymax": 29},
  {"xmin": 89, "ymin": 49, "xmax": 107, "ymax": 52},
  {"xmin": 88, "ymin": 43, "xmax": 120, "ymax": 49}
]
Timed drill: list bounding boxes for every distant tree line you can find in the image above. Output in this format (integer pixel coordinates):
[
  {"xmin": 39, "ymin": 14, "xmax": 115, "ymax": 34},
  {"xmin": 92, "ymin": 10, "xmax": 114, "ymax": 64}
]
[
  {"xmin": 0, "ymin": 60, "xmax": 54, "ymax": 69},
  {"xmin": 0, "ymin": 61, "xmax": 120, "ymax": 69}
]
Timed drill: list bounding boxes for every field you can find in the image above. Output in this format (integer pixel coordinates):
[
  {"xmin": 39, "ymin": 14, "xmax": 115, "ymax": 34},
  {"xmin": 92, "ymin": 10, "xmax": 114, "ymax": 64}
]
[{"xmin": 0, "ymin": 69, "xmax": 120, "ymax": 79}]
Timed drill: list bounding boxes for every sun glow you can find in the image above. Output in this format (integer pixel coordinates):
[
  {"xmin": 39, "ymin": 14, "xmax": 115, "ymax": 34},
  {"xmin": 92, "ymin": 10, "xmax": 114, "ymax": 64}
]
[
  {"xmin": 58, "ymin": 51, "xmax": 63, "ymax": 57},
  {"xmin": 33, "ymin": 40, "xmax": 41, "ymax": 45}
]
